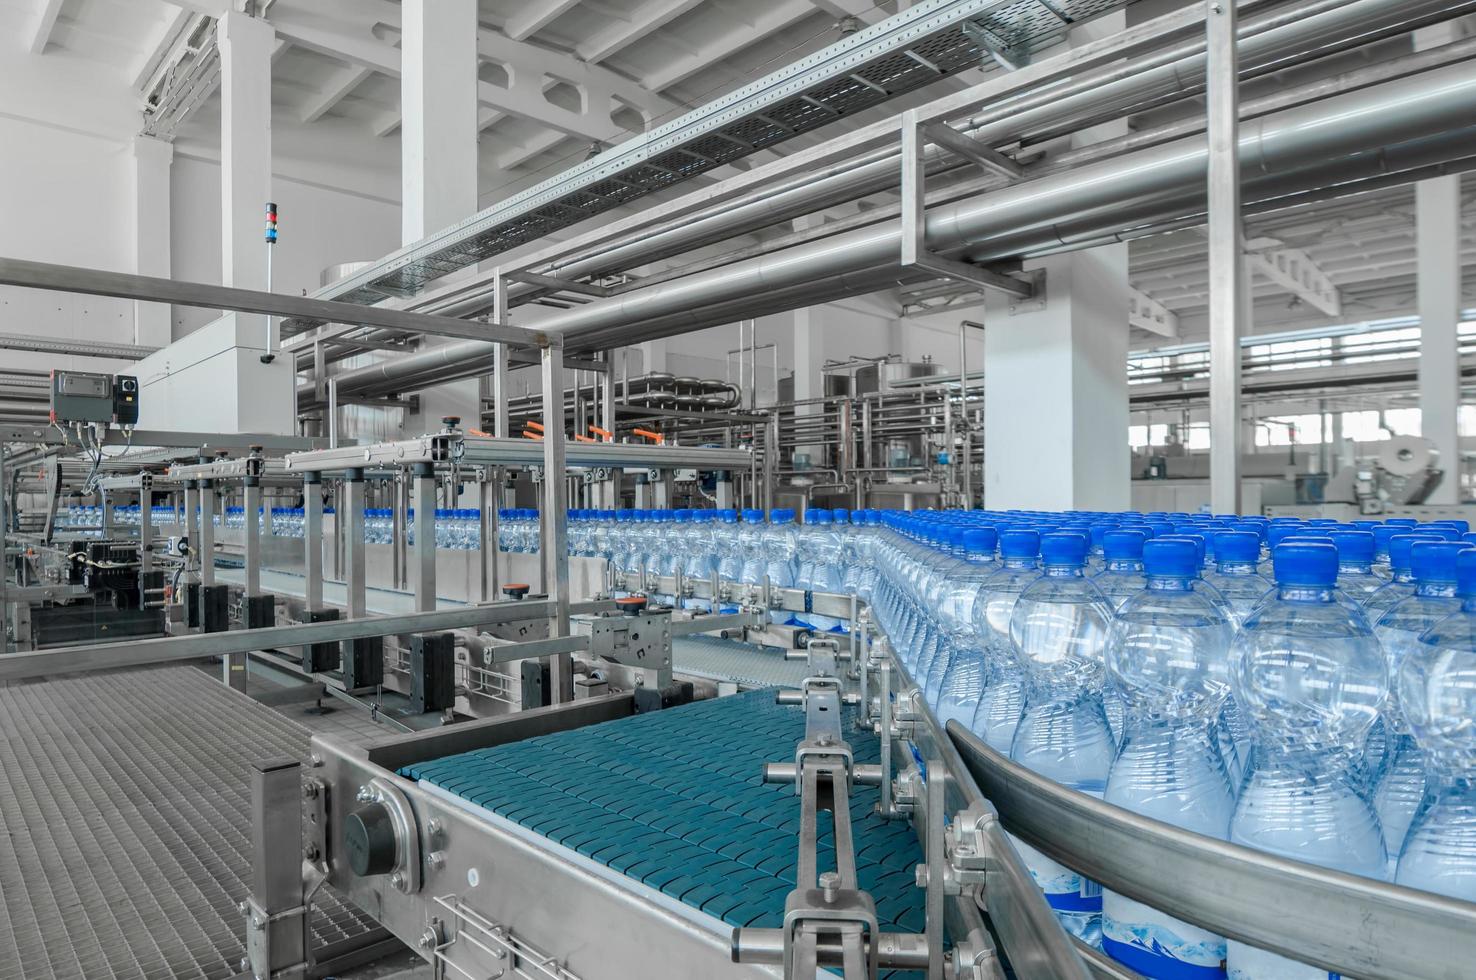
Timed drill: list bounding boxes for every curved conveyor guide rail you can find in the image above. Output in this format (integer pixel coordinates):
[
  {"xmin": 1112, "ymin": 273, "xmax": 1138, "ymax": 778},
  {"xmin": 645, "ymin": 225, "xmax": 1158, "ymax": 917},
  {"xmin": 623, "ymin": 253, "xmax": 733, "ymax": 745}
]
[
  {"xmin": 947, "ymin": 721, "xmax": 1476, "ymax": 980},
  {"xmin": 282, "ymin": 0, "xmax": 1144, "ymax": 328}
]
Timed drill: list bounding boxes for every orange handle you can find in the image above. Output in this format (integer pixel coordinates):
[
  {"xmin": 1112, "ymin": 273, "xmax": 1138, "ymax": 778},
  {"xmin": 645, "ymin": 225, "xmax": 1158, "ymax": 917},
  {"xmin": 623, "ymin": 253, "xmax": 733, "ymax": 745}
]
[
  {"xmin": 633, "ymin": 428, "xmax": 664, "ymax": 444},
  {"xmin": 574, "ymin": 434, "xmax": 595, "ymax": 443},
  {"xmin": 521, "ymin": 430, "xmax": 542, "ymax": 440},
  {"xmin": 525, "ymin": 420, "xmax": 545, "ymax": 432},
  {"xmin": 467, "ymin": 428, "xmax": 489, "ymax": 437},
  {"xmin": 588, "ymin": 425, "xmax": 612, "ymax": 441}
]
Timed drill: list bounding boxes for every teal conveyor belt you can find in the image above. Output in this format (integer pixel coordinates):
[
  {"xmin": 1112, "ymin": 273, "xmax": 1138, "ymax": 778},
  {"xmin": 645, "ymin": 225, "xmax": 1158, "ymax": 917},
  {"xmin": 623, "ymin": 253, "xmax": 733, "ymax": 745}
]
[{"xmin": 402, "ymin": 690, "xmax": 925, "ymax": 943}]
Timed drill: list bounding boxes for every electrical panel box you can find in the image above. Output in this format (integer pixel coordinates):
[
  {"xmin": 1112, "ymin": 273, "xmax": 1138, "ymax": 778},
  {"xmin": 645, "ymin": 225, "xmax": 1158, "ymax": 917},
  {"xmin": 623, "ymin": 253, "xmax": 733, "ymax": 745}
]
[{"xmin": 49, "ymin": 371, "xmax": 139, "ymax": 425}]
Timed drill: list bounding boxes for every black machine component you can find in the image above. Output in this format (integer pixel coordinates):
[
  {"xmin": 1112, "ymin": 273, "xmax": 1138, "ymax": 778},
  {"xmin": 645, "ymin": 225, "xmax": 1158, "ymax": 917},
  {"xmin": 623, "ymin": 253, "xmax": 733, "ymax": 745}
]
[
  {"xmin": 241, "ymin": 594, "xmax": 276, "ymax": 630},
  {"xmin": 74, "ymin": 541, "xmax": 140, "ymax": 599},
  {"xmin": 27, "ymin": 602, "xmax": 164, "ymax": 648},
  {"xmin": 344, "ymin": 802, "xmax": 397, "ymax": 877},
  {"xmin": 302, "ymin": 607, "xmax": 341, "ymax": 673},
  {"xmin": 634, "ymin": 681, "xmax": 696, "ymax": 715},
  {"xmin": 409, "ymin": 632, "xmax": 456, "ymax": 714},
  {"xmin": 341, "ymin": 637, "xmax": 384, "ymax": 690},
  {"xmin": 49, "ymin": 370, "xmax": 138, "ymax": 425},
  {"xmin": 519, "ymin": 660, "xmax": 549, "ymax": 710},
  {"xmin": 200, "ymin": 584, "xmax": 230, "ymax": 633},
  {"xmin": 183, "ymin": 582, "xmax": 201, "ymax": 628}
]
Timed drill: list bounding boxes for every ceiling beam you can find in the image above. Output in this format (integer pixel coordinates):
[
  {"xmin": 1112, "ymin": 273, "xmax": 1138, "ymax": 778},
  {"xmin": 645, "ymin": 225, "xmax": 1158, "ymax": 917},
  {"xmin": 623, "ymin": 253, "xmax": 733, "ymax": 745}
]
[
  {"xmin": 577, "ymin": 0, "xmax": 703, "ymax": 64},
  {"xmin": 28, "ymin": 0, "xmax": 66, "ymax": 55},
  {"xmin": 130, "ymin": 6, "xmax": 194, "ymax": 90},
  {"xmin": 1129, "ymin": 287, "xmax": 1180, "ymax": 338},
  {"xmin": 505, "ymin": 0, "xmax": 583, "ymax": 41},
  {"xmin": 495, "ymin": 130, "xmax": 571, "ymax": 171},
  {"xmin": 1246, "ymin": 246, "xmax": 1344, "ymax": 317},
  {"xmin": 808, "ymin": 0, "xmax": 886, "ymax": 27},
  {"xmin": 299, "ymin": 63, "xmax": 373, "ymax": 123},
  {"xmin": 643, "ymin": 0, "xmax": 817, "ymax": 92}
]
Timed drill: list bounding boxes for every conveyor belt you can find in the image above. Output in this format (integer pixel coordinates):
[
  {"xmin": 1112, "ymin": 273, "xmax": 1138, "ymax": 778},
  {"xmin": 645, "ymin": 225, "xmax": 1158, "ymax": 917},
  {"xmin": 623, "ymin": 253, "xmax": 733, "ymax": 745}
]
[
  {"xmin": 0, "ymin": 666, "xmax": 380, "ymax": 980},
  {"xmin": 672, "ymin": 634, "xmax": 814, "ymax": 689},
  {"xmin": 403, "ymin": 690, "xmax": 924, "ymax": 944}
]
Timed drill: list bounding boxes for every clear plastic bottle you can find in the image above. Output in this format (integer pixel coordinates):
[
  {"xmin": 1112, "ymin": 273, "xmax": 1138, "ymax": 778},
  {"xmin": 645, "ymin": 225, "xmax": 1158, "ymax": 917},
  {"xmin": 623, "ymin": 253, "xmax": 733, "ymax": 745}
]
[
  {"xmin": 1008, "ymin": 531, "xmax": 1116, "ymax": 945},
  {"xmin": 1371, "ymin": 541, "xmax": 1470, "ymax": 871},
  {"xmin": 1365, "ymin": 532, "xmax": 1441, "ymax": 621},
  {"xmin": 1103, "ymin": 538, "xmax": 1235, "ymax": 979},
  {"xmin": 1205, "ymin": 531, "xmax": 1272, "ymax": 629},
  {"xmin": 1395, "ymin": 548, "xmax": 1476, "ymax": 900},
  {"xmin": 1227, "ymin": 541, "xmax": 1388, "ymax": 979},
  {"xmin": 934, "ymin": 527, "xmax": 998, "ymax": 724},
  {"xmin": 762, "ymin": 509, "xmax": 798, "ymax": 589},
  {"xmin": 1092, "ymin": 529, "xmax": 1148, "ymax": 610},
  {"xmin": 969, "ymin": 526, "xmax": 1040, "ymax": 752},
  {"xmin": 1329, "ymin": 529, "xmax": 1384, "ymax": 606}
]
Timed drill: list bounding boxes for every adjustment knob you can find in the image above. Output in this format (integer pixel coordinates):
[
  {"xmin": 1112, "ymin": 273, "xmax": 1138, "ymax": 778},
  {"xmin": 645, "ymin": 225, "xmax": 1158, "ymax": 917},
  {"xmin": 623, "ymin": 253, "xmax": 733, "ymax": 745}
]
[
  {"xmin": 502, "ymin": 583, "xmax": 530, "ymax": 600},
  {"xmin": 615, "ymin": 596, "xmax": 648, "ymax": 616},
  {"xmin": 344, "ymin": 802, "xmax": 398, "ymax": 877}
]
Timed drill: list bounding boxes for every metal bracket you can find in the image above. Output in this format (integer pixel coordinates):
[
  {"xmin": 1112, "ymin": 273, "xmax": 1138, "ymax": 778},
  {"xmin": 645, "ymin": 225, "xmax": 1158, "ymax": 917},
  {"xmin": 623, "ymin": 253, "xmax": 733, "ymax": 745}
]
[
  {"xmin": 1004, "ymin": 268, "xmax": 1048, "ymax": 316},
  {"xmin": 363, "ymin": 776, "xmax": 422, "ymax": 895},
  {"xmin": 900, "ymin": 110, "xmax": 1038, "ymax": 301}
]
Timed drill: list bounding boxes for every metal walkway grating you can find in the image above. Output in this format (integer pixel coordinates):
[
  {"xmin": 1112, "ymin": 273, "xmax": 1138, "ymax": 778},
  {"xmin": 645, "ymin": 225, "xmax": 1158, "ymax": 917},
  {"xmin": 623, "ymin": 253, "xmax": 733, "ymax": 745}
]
[
  {"xmin": 402, "ymin": 689, "xmax": 925, "ymax": 962},
  {"xmin": 0, "ymin": 666, "xmax": 379, "ymax": 980},
  {"xmin": 286, "ymin": 0, "xmax": 1140, "ymax": 331}
]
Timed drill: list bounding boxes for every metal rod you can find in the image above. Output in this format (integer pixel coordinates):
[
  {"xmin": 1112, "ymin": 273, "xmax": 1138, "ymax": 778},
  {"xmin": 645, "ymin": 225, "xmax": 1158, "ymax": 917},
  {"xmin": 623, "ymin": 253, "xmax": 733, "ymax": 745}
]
[
  {"xmin": 1207, "ymin": 0, "xmax": 1246, "ymax": 515},
  {"xmin": 540, "ymin": 346, "xmax": 572, "ymax": 703},
  {"xmin": 303, "ymin": 473, "xmax": 323, "ymax": 610}
]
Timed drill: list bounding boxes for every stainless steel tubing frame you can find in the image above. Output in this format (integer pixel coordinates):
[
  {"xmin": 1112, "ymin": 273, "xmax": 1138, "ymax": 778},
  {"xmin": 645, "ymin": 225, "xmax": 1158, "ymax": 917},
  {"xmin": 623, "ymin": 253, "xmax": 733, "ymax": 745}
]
[
  {"xmin": 949, "ymin": 724, "xmax": 1476, "ymax": 980},
  {"xmin": 324, "ymin": 56, "xmax": 1476, "ymax": 395}
]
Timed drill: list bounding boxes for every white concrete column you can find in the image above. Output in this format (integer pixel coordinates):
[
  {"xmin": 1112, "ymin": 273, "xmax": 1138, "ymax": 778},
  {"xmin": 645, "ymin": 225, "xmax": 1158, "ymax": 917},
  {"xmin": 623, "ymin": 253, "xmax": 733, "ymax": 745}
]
[
  {"xmin": 983, "ymin": 247, "xmax": 1130, "ymax": 511},
  {"xmin": 1417, "ymin": 175, "xmax": 1462, "ymax": 504},
  {"xmin": 218, "ymin": 11, "xmax": 273, "ymax": 344},
  {"xmin": 401, "ymin": 0, "xmax": 478, "ymax": 244},
  {"xmin": 1415, "ymin": 23, "xmax": 1464, "ymax": 504},
  {"xmin": 129, "ymin": 135, "xmax": 173, "ymax": 348}
]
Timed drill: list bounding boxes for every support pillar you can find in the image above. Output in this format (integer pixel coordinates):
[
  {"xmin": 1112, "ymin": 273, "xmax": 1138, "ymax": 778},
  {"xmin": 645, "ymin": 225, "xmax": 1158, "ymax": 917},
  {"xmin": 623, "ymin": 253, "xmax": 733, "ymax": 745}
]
[
  {"xmin": 129, "ymin": 135, "xmax": 173, "ymax": 348},
  {"xmin": 218, "ymin": 10, "xmax": 274, "ymax": 349},
  {"xmin": 401, "ymin": 0, "xmax": 478, "ymax": 244},
  {"xmin": 982, "ymin": 249, "xmax": 1129, "ymax": 511},
  {"xmin": 1414, "ymin": 23, "xmax": 1462, "ymax": 505}
]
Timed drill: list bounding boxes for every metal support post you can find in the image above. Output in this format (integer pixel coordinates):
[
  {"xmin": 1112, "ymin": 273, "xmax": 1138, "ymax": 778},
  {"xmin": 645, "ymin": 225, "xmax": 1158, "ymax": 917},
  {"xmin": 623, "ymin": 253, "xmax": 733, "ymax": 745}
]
[
  {"xmin": 183, "ymin": 483, "xmax": 199, "ymax": 582},
  {"xmin": 199, "ymin": 481, "xmax": 216, "ymax": 587},
  {"xmin": 479, "ymin": 474, "xmax": 498, "ymax": 602},
  {"xmin": 541, "ymin": 344, "xmax": 572, "ymax": 703},
  {"xmin": 1206, "ymin": 0, "xmax": 1246, "ymax": 515},
  {"xmin": 245, "ymin": 759, "xmax": 307, "ymax": 980},
  {"xmin": 412, "ymin": 463, "xmax": 437, "ymax": 612},
  {"xmin": 492, "ymin": 270, "xmax": 510, "ymax": 439},
  {"xmin": 343, "ymin": 471, "xmax": 367, "ymax": 620},
  {"xmin": 243, "ymin": 479, "xmax": 262, "ymax": 598},
  {"xmin": 303, "ymin": 472, "xmax": 323, "ymax": 610},
  {"xmin": 138, "ymin": 478, "xmax": 154, "ymax": 575},
  {"xmin": 392, "ymin": 476, "xmax": 408, "ymax": 592}
]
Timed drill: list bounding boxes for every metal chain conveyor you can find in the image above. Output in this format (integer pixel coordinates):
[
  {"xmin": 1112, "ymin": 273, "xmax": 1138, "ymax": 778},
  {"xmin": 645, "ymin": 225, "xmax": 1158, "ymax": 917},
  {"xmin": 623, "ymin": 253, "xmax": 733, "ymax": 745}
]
[{"xmin": 400, "ymin": 690, "xmax": 925, "ymax": 959}]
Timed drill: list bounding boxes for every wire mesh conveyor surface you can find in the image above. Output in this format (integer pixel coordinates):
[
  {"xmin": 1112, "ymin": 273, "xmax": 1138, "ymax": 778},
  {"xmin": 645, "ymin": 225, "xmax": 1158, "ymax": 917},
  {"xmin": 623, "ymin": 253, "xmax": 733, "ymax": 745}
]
[
  {"xmin": 0, "ymin": 666, "xmax": 379, "ymax": 980},
  {"xmin": 672, "ymin": 633, "xmax": 816, "ymax": 689},
  {"xmin": 402, "ymin": 690, "xmax": 924, "ymax": 944}
]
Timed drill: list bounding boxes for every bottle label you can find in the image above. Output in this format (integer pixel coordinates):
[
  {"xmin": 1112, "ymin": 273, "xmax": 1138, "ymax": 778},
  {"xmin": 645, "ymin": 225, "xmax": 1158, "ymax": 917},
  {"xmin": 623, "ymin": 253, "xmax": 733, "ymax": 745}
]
[
  {"xmin": 1103, "ymin": 892, "xmax": 1226, "ymax": 979},
  {"xmin": 1013, "ymin": 838, "xmax": 1102, "ymax": 913},
  {"xmin": 1227, "ymin": 940, "xmax": 1338, "ymax": 979}
]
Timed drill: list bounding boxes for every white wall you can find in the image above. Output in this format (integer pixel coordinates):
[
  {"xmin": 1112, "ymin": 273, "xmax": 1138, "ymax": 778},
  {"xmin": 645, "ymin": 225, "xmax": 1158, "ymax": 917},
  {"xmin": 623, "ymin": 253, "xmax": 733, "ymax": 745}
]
[{"xmin": 169, "ymin": 152, "xmax": 401, "ymax": 337}]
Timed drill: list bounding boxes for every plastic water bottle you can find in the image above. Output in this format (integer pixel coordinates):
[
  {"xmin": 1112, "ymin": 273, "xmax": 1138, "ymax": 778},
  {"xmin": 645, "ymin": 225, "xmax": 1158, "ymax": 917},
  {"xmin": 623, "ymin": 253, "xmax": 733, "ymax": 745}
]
[
  {"xmin": 715, "ymin": 510, "xmax": 741, "ymax": 581},
  {"xmin": 1227, "ymin": 541, "xmax": 1387, "ymax": 978},
  {"xmin": 1205, "ymin": 531, "xmax": 1272, "ymax": 628},
  {"xmin": 970, "ymin": 529, "xmax": 1039, "ymax": 752},
  {"xmin": 762, "ymin": 509, "xmax": 798, "ymax": 589},
  {"xmin": 1092, "ymin": 529, "xmax": 1148, "ymax": 610},
  {"xmin": 934, "ymin": 527, "xmax": 998, "ymax": 725},
  {"xmin": 1371, "ymin": 541, "xmax": 1469, "ymax": 870},
  {"xmin": 1365, "ymin": 533, "xmax": 1440, "ymax": 621},
  {"xmin": 1103, "ymin": 538, "xmax": 1235, "ymax": 979},
  {"xmin": 1009, "ymin": 531, "xmax": 1116, "ymax": 945},
  {"xmin": 1327, "ymin": 529, "xmax": 1383, "ymax": 605},
  {"xmin": 1395, "ymin": 548, "xmax": 1476, "ymax": 899}
]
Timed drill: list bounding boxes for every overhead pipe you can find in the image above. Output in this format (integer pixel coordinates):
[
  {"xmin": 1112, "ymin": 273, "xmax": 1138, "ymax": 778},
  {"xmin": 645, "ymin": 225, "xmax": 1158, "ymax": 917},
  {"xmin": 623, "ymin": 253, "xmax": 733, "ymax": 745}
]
[{"xmin": 319, "ymin": 59, "xmax": 1476, "ymax": 398}]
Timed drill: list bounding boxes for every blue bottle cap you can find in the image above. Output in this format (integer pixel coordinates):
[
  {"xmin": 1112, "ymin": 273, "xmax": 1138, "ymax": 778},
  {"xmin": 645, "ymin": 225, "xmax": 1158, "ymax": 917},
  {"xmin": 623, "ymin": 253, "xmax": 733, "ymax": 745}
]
[
  {"xmin": 999, "ymin": 529, "xmax": 1040, "ymax": 559},
  {"xmin": 1040, "ymin": 531, "xmax": 1087, "ymax": 566},
  {"xmin": 1457, "ymin": 549, "xmax": 1476, "ymax": 599},
  {"xmin": 1102, "ymin": 529, "xmax": 1148, "ymax": 561},
  {"xmin": 963, "ymin": 527, "xmax": 997, "ymax": 556},
  {"xmin": 1143, "ymin": 539, "xmax": 1198, "ymax": 578},
  {"xmin": 1327, "ymin": 530, "xmax": 1375, "ymax": 565},
  {"xmin": 1389, "ymin": 533, "xmax": 1441, "ymax": 571},
  {"xmin": 1411, "ymin": 541, "xmax": 1470, "ymax": 583},
  {"xmin": 1212, "ymin": 530, "xmax": 1260, "ymax": 564},
  {"xmin": 1272, "ymin": 541, "xmax": 1339, "ymax": 588}
]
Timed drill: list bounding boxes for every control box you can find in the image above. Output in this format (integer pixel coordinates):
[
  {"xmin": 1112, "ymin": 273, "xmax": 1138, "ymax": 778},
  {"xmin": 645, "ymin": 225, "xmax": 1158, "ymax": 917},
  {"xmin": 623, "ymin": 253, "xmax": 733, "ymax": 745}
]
[{"xmin": 49, "ymin": 371, "xmax": 139, "ymax": 425}]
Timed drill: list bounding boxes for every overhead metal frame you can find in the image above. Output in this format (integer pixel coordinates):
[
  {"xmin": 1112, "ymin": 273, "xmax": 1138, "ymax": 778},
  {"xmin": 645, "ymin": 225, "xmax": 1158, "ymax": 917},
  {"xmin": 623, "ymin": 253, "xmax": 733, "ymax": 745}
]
[
  {"xmin": 283, "ymin": 0, "xmax": 1146, "ymax": 330},
  {"xmin": 282, "ymin": 434, "xmax": 752, "ymax": 474}
]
